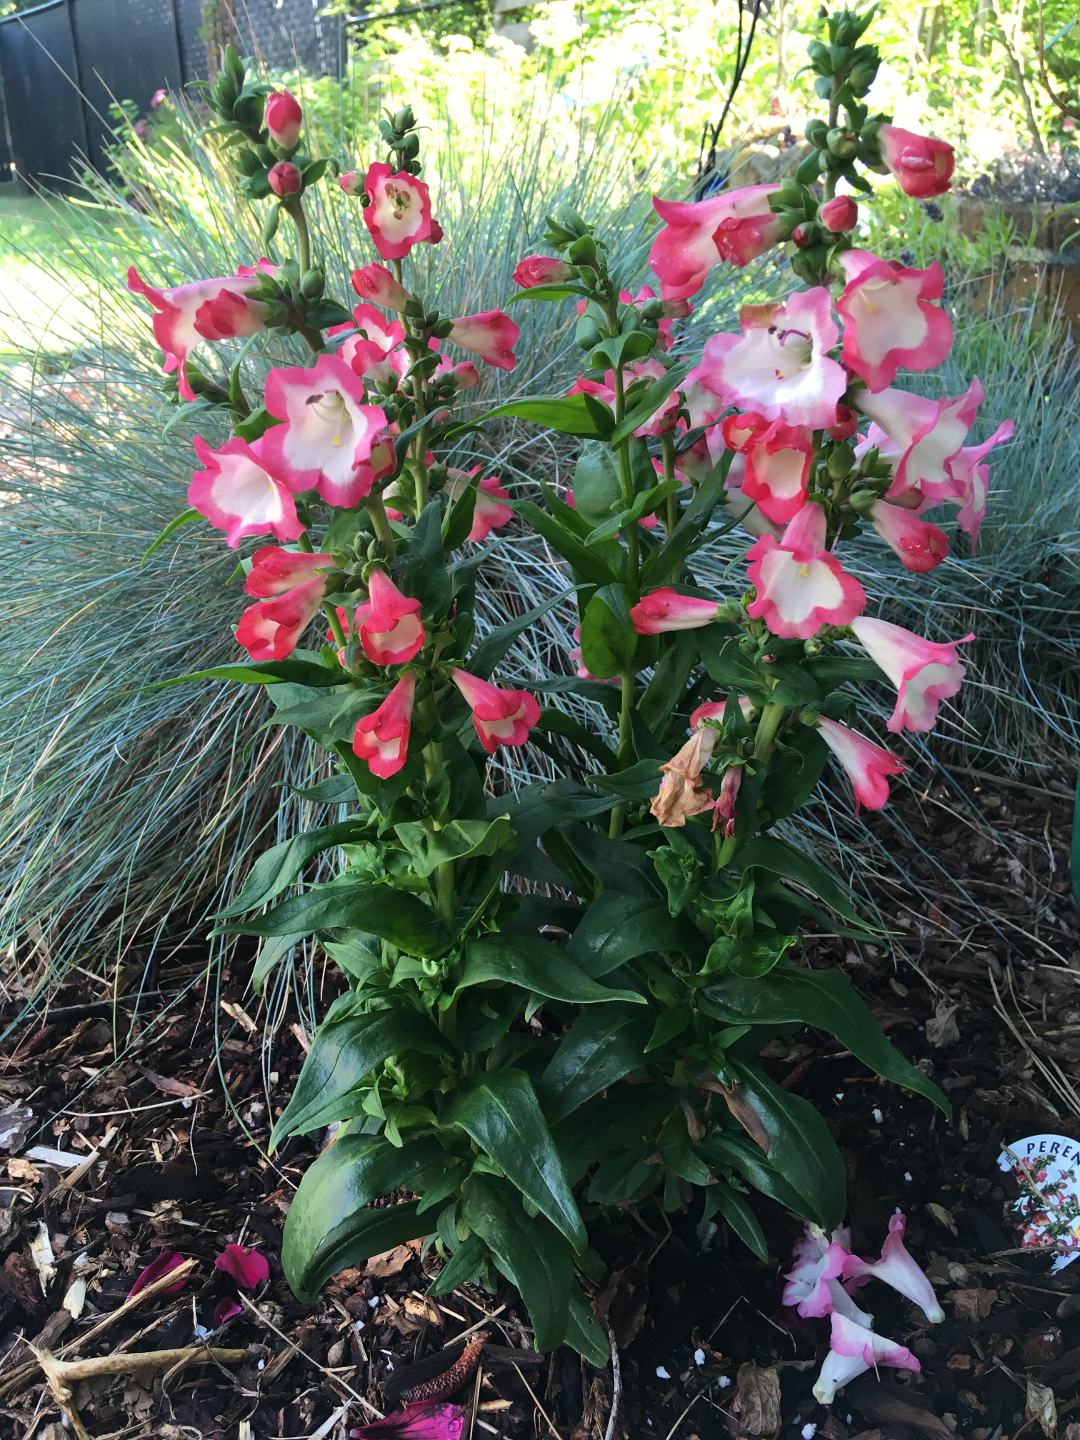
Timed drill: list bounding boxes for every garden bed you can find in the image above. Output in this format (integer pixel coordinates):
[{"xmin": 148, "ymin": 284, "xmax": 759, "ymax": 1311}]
[{"xmin": 0, "ymin": 764, "xmax": 1076, "ymax": 1440}]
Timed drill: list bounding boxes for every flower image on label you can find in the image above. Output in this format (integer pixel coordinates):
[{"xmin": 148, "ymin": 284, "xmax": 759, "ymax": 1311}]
[{"xmin": 998, "ymin": 1134, "xmax": 1080, "ymax": 1269}]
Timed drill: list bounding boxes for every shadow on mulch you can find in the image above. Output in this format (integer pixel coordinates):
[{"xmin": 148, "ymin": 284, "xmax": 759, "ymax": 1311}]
[{"xmin": 0, "ymin": 766, "xmax": 1077, "ymax": 1440}]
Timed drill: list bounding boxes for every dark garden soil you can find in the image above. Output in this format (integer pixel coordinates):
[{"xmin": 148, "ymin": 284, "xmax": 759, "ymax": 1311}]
[{"xmin": 0, "ymin": 764, "xmax": 1078, "ymax": 1440}]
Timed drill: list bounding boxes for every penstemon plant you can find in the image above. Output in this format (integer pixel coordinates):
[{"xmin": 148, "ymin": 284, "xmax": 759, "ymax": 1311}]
[{"xmin": 130, "ymin": 9, "xmax": 1012, "ymax": 1374}]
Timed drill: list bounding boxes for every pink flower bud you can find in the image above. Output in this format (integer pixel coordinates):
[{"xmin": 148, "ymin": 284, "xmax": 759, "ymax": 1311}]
[
  {"xmin": 878, "ymin": 123, "xmax": 955, "ymax": 199},
  {"xmin": 630, "ymin": 588, "xmax": 720, "ymax": 635},
  {"xmin": 351, "ymin": 262, "xmax": 412, "ymax": 312},
  {"xmin": 512, "ymin": 255, "xmax": 572, "ymax": 288},
  {"xmin": 821, "ymin": 195, "xmax": 858, "ymax": 232},
  {"xmin": 268, "ymin": 161, "xmax": 302, "ymax": 197},
  {"xmin": 791, "ymin": 223, "xmax": 814, "ymax": 247},
  {"xmin": 339, "ymin": 170, "xmax": 364, "ymax": 196},
  {"xmin": 264, "ymin": 90, "xmax": 303, "ymax": 150}
]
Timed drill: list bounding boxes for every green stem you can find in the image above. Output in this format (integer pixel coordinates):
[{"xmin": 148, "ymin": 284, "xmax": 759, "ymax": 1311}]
[
  {"xmin": 297, "ymin": 531, "xmax": 314, "ymax": 553},
  {"xmin": 322, "ymin": 600, "xmax": 347, "ymax": 650},
  {"xmin": 290, "ymin": 197, "xmax": 312, "ymax": 275},
  {"xmin": 436, "ymin": 860, "xmax": 457, "ymax": 926},
  {"xmin": 752, "ymin": 701, "xmax": 788, "ymax": 762},
  {"xmin": 366, "ymin": 492, "xmax": 397, "ymax": 558},
  {"xmin": 661, "ymin": 432, "xmax": 678, "ymax": 536},
  {"xmin": 612, "ymin": 366, "xmax": 640, "ymax": 596},
  {"xmin": 608, "ymin": 671, "xmax": 636, "ymax": 839}
]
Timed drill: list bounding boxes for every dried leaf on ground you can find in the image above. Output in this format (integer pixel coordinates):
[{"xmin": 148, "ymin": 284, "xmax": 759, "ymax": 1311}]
[
  {"xmin": 1027, "ymin": 1379, "xmax": 1057, "ymax": 1438},
  {"xmin": 947, "ymin": 1288, "xmax": 996, "ymax": 1321},
  {"xmin": 732, "ymin": 1362, "xmax": 781, "ymax": 1438}
]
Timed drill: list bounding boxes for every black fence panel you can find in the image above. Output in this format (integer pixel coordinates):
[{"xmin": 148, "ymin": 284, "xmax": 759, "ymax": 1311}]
[
  {"xmin": 0, "ymin": 1, "xmax": 88, "ymax": 189},
  {"xmin": 0, "ymin": 0, "xmax": 342, "ymax": 187},
  {"xmin": 70, "ymin": 0, "xmax": 183, "ymax": 173}
]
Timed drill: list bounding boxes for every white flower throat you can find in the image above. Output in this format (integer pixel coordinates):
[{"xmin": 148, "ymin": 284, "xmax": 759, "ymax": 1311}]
[{"xmin": 305, "ymin": 389, "xmax": 350, "ymax": 446}]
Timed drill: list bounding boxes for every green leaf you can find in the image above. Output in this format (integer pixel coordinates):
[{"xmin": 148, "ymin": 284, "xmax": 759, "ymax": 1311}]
[
  {"xmin": 458, "ymin": 934, "xmax": 646, "ymax": 1006},
  {"xmin": 536, "ymin": 708, "xmax": 619, "ymax": 769},
  {"xmin": 609, "ymin": 360, "xmax": 693, "ymax": 446},
  {"xmin": 587, "ymin": 758, "xmax": 662, "ymax": 801},
  {"xmin": 566, "ymin": 892, "xmax": 704, "ymax": 975},
  {"xmin": 217, "ymin": 821, "xmax": 365, "ymax": 918},
  {"xmin": 701, "ymin": 1131, "xmax": 818, "ymax": 1220},
  {"xmin": 453, "ymin": 394, "xmax": 614, "ymax": 439},
  {"xmin": 584, "ymin": 481, "xmax": 681, "ymax": 548},
  {"xmin": 645, "ymin": 1001, "xmax": 692, "ymax": 1052},
  {"xmin": 251, "ymin": 932, "xmax": 307, "ymax": 995},
  {"xmin": 271, "ymin": 1010, "xmax": 453, "ymax": 1144},
  {"xmin": 452, "ymin": 1070, "xmax": 585, "ymax": 1250},
  {"xmin": 728, "ymin": 1060, "xmax": 846, "ymax": 1230},
  {"xmin": 131, "ymin": 658, "xmax": 347, "ymax": 695},
  {"xmin": 506, "ymin": 282, "xmax": 593, "ymax": 303},
  {"xmin": 553, "ymin": 1087, "xmax": 674, "ymax": 1186},
  {"xmin": 141, "ymin": 508, "xmax": 202, "ymax": 565},
  {"xmin": 732, "ymin": 835, "xmax": 867, "ymax": 928},
  {"xmin": 218, "ymin": 883, "xmax": 453, "ymax": 957},
  {"xmin": 281, "ymin": 1135, "xmax": 442, "ymax": 1301},
  {"xmin": 490, "ymin": 779, "xmax": 620, "ymax": 849},
  {"xmin": 394, "ymin": 817, "xmax": 515, "ymax": 879},
  {"xmin": 462, "ymin": 1174, "xmax": 573, "ymax": 1351},
  {"xmin": 441, "ymin": 472, "xmax": 479, "ymax": 551},
  {"xmin": 699, "ymin": 968, "xmax": 949, "ymax": 1114},
  {"xmin": 566, "ymin": 1281, "xmax": 610, "ymax": 1366},
  {"xmin": 427, "ymin": 1233, "xmax": 487, "ymax": 1295},
  {"xmin": 536, "ymin": 1005, "xmax": 654, "ymax": 1122},
  {"xmin": 709, "ymin": 1181, "xmax": 769, "ymax": 1260},
  {"xmin": 562, "ymin": 824, "xmax": 665, "ymax": 898},
  {"xmin": 233, "ymin": 405, "xmax": 283, "ymax": 443},
  {"xmin": 696, "ymin": 632, "xmax": 763, "ymax": 694},
  {"xmin": 468, "ymin": 586, "xmax": 577, "ymax": 680},
  {"xmin": 703, "ymin": 932, "xmax": 797, "ymax": 979},
  {"xmin": 804, "ymin": 655, "xmax": 888, "ymax": 690},
  {"xmin": 579, "ymin": 584, "xmax": 637, "ymax": 678},
  {"xmin": 514, "ymin": 501, "xmax": 621, "ymax": 587},
  {"xmin": 571, "ymin": 442, "xmax": 624, "ymax": 528}
]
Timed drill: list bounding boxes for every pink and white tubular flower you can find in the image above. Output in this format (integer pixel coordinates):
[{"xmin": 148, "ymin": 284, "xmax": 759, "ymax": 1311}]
[
  {"xmin": 844, "ymin": 1213, "xmax": 947, "ymax": 1324},
  {"xmin": 721, "ymin": 454, "xmax": 785, "ymax": 540},
  {"xmin": 512, "ymin": 255, "xmax": 573, "ymax": 288},
  {"xmin": 746, "ymin": 503, "xmax": 867, "ymax": 641},
  {"xmin": 648, "ymin": 184, "xmax": 782, "ymax": 300},
  {"xmin": 868, "ymin": 499, "xmax": 949, "ymax": 573},
  {"xmin": 262, "ymin": 353, "xmax": 391, "ymax": 508},
  {"xmin": 856, "ymin": 379, "xmax": 984, "ymax": 505},
  {"xmin": 354, "ymin": 569, "xmax": 425, "ymax": 666},
  {"xmin": 817, "ymin": 716, "xmax": 905, "ymax": 813},
  {"xmin": 188, "ymin": 435, "xmax": 304, "ymax": 549},
  {"xmin": 851, "ymin": 615, "xmax": 972, "ymax": 734},
  {"xmin": 878, "ymin": 123, "xmax": 955, "ymax": 199},
  {"xmin": 782, "ymin": 1224, "xmax": 873, "ymax": 1328},
  {"xmin": 244, "ymin": 546, "xmax": 333, "ymax": 598},
  {"xmin": 447, "ymin": 311, "xmax": 519, "ymax": 372},
  {"xmin": 687, "ymin": 289, "xmax": 847, "ymax": 431},
  {"xmin": 741, "ymin": 418, "xmax": 815, "ymax": 526},
  {"xmin": 235, "ymin": 577, "xmax": 326, "ymax": 661},
  {"xmin": 940, "ymin": 419, "xmax": 1013, "ymax": 553},
  {"xmin": 837, "ymin": 250, "xmax": 953, "ymax": 393},
  {"xmin": 264, "ymin": 90, "xmax": 303, "ymax": 150},
  {"xmin": 351, "ymin": 263, "xmax": 412, "ymax": 313},
  {"xmin": 444, "ymin": 467, "xmax": 513, "ymax": 543},
  {"xmin": 813, "ymin": 1313, "xmax": 921, "ymax": 1405},
  {"xmin": 127, "ymin": 264, "xmax": 271, "ymax": 402},
  {"xmin": 450, "ymin": 669, "xmax": 541, "ymax": 755},
  {"xmin": 630, "ymin": 589, "xmax": 721, "ymax": 635},
  {"xmin": 363, "ymin": 163, "xmax": 436, "ymax": 260},
  {"xmin": 689, "ymin": 696, "xmax": 754, "ymax": 730},
  {"xmin": 335, "ymin": 303, "xmax": 405, "ymax": 383},
  {"xmin": 352, "ymin": 674, "xmax": 416, "ymax": 779}
]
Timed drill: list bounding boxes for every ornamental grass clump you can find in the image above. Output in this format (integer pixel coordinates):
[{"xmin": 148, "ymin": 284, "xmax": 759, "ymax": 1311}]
[{"xmin": 124, "ymin": 12, "xmax": 1008, "ymax": 1368}]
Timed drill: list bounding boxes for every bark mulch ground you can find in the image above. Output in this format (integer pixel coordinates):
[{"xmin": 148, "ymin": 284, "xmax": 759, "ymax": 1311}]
[{"xmin": 0, "ymin": 765, "xmax": 1078, "ymax": 1440}]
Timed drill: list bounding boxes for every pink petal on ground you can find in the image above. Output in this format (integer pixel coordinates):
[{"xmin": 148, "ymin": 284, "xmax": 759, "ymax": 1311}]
[
  {"xmin": 214, "ymin": 1244, "xmax": 269, "ymax": 1290},
  {"xmin": 128, "ymin": 1249, "xmax": 187, "ymax": 1298}
]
